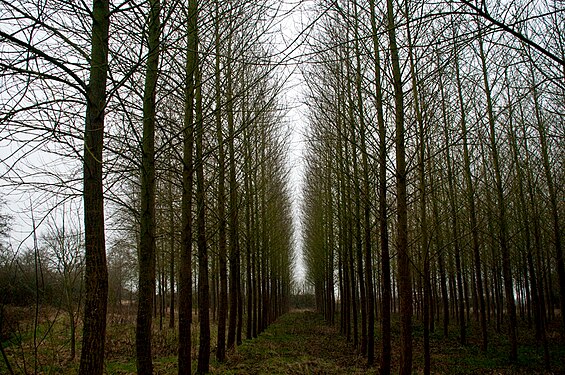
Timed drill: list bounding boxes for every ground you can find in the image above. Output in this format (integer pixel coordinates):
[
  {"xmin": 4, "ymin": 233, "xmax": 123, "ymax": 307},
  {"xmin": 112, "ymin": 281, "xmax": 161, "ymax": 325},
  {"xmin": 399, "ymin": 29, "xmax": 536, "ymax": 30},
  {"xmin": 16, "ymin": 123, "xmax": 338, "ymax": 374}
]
[
  {"xmin": 2, "ymin": 307, "xmax": 565, "ymax": 374},
  {"xmin": 212, "ymin": 310, "xmax": 367, "ymax": 374},
  {"xmin": 211, "ymin": 310, "xmax": 565, "ymax": 374}
]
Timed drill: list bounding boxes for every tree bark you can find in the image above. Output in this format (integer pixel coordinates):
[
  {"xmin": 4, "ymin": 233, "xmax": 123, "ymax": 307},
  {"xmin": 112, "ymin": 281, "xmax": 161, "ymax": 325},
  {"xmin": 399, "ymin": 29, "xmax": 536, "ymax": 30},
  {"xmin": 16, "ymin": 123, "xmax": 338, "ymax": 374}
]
[
  {"xmin": 178, "ymin": 0, "xmax": 197, "ymax": 372},
  {"xmin": 136, "ymin": 0, "xmax": 160, "ymax": 372},
  {"xmin": 478, "ymin": 31, "xmax": 518, "ymax": 361},
  {"xmin": 368, "ymin": 0, "xmax": 391, "ymax": 371},
  {"xmin": 195, "ymin": 55, "xmax": 211, "ymax": 374},
  {"xmin": 214, "ymin": 2, "xmax": 228, "ymax": 361},
  {"xmin": 79, "ymin": 0, "xmax": 110, "ymax": 373},
  {"xmin": 385, "ymin": 0, "xmax": 412, "ymax": 372},
  {"xmin": 453, "ymin": 37, "xmax": 488, "ymax": 351},
  {"xmin": 227, "ymin": 35, "xmax": 240, "ymax": 350}
]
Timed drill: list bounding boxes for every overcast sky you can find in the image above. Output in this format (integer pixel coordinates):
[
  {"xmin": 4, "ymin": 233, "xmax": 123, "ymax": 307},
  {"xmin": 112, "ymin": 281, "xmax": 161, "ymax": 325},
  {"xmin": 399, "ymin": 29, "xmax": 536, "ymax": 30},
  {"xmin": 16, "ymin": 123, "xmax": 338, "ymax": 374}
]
[{"xmin": 0, "ymin": 0, "xmax": 313, "ymax": 282}]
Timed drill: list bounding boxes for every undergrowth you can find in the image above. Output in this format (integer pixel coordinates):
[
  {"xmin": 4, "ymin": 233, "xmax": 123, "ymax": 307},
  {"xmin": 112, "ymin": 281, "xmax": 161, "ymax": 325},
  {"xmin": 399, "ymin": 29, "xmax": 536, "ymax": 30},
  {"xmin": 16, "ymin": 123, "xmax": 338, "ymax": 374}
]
[{"xmin": 1, "ymin": 307, "xmax": 564, "ymax": 374}]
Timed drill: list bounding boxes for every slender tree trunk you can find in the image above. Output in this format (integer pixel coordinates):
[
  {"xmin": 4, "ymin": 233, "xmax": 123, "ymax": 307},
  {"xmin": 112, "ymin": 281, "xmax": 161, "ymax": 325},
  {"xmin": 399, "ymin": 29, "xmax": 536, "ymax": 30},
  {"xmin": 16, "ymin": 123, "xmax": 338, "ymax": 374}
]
[
  {"xmin": 336, "ymin": 77, "xmax": 351, "ymax": 342},
  {"xmin": 178, "ymin": 1, "xmax": 198, "ymax": 372},
  {"xmin": 368, "ymin": 0, "xmax": 390, "ymax": 370},
  {"xmin": 214, "ymin": 3, "xmax": 228, "ymax": 360},
  {"xmin": 354, "ymin": 36, "xmax": 375, "ymax": 365},
  {"xmin": 169, "ymin": 178, "xmax": 175, "ymax": 329},
  {"xmin": 345, "ymin": 45, "xmax": 365, "ymax": 353},
  {"xmin": 326, "ymin": 164, "xmax": 336, "ymax": 325},
  {"xmin": 351, "ymin": 4, "xmax": 373, "ymax": 357},
  {"xmin": 236, "ymin": 254, "xmax": 243, "ymax": 345},
  {"xmin": 252, "ymin": 171, "xmax": 259, "ymax": 338},
  {"xmin": 136, "ymin": 0, "xmax": 160, "ymax": 372},
  {"xmin": 227, "ymin": 35, "xmax": 241, "ymax": 350},
  {"xmin": 79, "ymin": 0, "xmax": 110, "ymax": 373},
  {"xmin": 446, "ymin": 42, "xmax": 466, "ymax": 346},
  {"xmin": 436, "ymin": 60, "xmax": 450, "ymax": 339},
  {"xmin": 437, "ymin": 211, "xmax": 449, "ymax": 338},
  {"xmin": 453, "ymin": 39, "xmax": 488, "ymax": 352},
  {"xmin": 405, "ymin": 13, "xmax": 430, "ymax": 372},
  {"xmin": 386, "ymin": 0, "xmax": 412, "ymax": 372},
  {"xmin": 195, "ymin": 56, "xmax": 210, "ymax": 374},
  {"xmin": 244, "ymin": 125, "xmax": 253, "ymax": 340},
  {"xmin": 478, "ymin": 31, "xmax": 518, "ymax": 361}
]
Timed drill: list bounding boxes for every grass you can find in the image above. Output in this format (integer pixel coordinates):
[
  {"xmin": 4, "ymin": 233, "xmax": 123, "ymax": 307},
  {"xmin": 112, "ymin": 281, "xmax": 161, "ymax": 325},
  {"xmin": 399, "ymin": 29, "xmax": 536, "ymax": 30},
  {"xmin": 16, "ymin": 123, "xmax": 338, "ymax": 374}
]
[
  {"xmin": 213, "ymin": 311, "xmax": 371, "ymax": 374},
  {"xmin": 2, "ymin": 306, "xmax": 564, "ymax": 374}
]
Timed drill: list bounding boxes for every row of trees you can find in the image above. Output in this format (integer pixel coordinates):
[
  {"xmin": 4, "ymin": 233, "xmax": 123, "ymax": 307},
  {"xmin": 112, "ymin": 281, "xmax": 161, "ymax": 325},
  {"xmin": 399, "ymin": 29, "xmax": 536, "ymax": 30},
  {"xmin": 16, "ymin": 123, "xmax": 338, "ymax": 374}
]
[
  {"xmin": 1, "ymin": 0, "xmax": 295, "ymax": 374},
  {"xmin": 302, "ymin": 0, "xmax": 564, "ymax": 374}
]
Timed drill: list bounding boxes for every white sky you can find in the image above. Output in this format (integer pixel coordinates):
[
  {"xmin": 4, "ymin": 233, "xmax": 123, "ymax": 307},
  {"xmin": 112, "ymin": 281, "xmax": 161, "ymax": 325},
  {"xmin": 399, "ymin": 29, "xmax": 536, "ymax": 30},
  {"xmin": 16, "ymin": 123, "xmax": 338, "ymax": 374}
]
[
  {"xmin": 1, "ymin": 0, "xmax": 313, "ymax": 283},
  {"xmin": 274, "ymin": 0, "xmax": 319, "ymax": 284}
]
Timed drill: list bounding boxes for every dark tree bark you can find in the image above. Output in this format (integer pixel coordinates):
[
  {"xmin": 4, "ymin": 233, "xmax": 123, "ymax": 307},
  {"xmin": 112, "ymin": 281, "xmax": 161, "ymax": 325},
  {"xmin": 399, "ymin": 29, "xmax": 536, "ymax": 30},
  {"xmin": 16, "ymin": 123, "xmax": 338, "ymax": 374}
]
[
  {"xmin": 195, "ymin": 57, "xmax": 211, "ymax": 374},
  {"xmin": 245, "ymin": 129, "xmax": 253, "ymax": 340},
  {"xmin": 350, "ymin": 4, "xmax": 369, "ymax": 355},
  {"xmin": 136, "ymin": 0, "xmax": 160, "ymax": 372},
  {"xmin": 368, "ymin": 0, "xmax": 391, "ymax": 371},
  {"xmin": 436, "ymin": 61, "xmax": 451, "ymax": 339},
  {"xmin": 227, "ymin": 35, "xmax": 240, "ymax": 350},
  {"xmin": 178, "ymin": 0, "xmax": 198, "ymax": 372},
  {"xmin": 453, "ymin": 38, "xmax": 488, "ymax": 352},
  {"xmin": 214, "ymin": 2, "xmax": 228, "ymax": 361},
  {"xmin": 169, "ymin": 178, "xmax": 175, "ymax": 330},
  {"xmin": 478, "ymin": 31, "xmax": 518, "ymax": 361},
  {"xmin": 386, "ymin": 0, "xmax": 412, "ymax": 372},
  {"xmin": 449, "ymin": 43, "xmax": 466, "ymax": 346},
  {"xmin": 79, "ymin": 0, "xmax": 110, "ymax": 373},
  {"xmin": 405, "ymin": 11, "xmax": 430, "ymax": 371},
  {"xmin": 345, "ymin": 43, "xmax": 364, "ymax": 352}
]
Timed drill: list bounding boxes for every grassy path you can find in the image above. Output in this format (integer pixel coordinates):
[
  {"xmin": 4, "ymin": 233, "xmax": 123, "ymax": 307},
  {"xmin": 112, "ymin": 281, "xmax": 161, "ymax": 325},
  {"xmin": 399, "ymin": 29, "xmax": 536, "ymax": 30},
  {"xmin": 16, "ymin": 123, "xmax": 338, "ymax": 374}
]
[
  {"xmin": 211, "ymin": 310, "xmax": 368, "ymax": 374},
  {"xmin": 210, "ymin": 310, "xmax": 565, "ymax": 375},
  {"xmin": 3, "ymin": 307, "xmax": 563, "ymax": 373}
]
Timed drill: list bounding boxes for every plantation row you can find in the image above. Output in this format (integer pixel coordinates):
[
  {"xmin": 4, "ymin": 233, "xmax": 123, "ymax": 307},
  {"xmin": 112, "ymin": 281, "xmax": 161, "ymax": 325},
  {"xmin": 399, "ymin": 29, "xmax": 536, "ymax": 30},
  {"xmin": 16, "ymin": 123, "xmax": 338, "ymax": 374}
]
[
  {"xmin": 302, "ymin": 1, "xmax": 564, "ymax": 374},
  {"xmin": 1, "ymin": 0, "xmax": 294, "ymax": 374}
]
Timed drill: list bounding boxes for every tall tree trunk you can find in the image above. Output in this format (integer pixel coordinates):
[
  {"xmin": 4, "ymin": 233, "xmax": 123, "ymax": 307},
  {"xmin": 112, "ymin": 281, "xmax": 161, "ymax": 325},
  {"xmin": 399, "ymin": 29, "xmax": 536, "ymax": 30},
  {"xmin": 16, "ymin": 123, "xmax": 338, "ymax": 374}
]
[
  {"xmin": 214, "ymin": 3, "xmax": 228, "ymax": 361},
  {"xmin": 478, "ymin": 31, "xmax": 518, "ymax": 361},
  {"xmin": 195, "ymin": 54, "xmax": 210, "ymax": 373},
  {"xmin": 449, "ymin": 41, "xmax": 466, "ymax": 346},
  {"xmin": 386, "ymin": 0, "xmax": 412, "ymax": 372},
  {"xmin": 368, "ymin": 0, "xmax": 391, "ymax": 371},
  {"xmin": 453, "ymin": 37, "xmax": 488, "ymax": 352},
  {"xmin": 351, "ymin": 2, "xmax": 370, "ymax": 356},
  {"xmin": 79, "ymin": 0, "xmax": 110, "ymax": 373},
  {"xmin": 405, "ymin": 11, "xmax": 430, "ymax": 371},
  {"xmin": 244, "ymin": 125, "xmax": 253, "ymax": 340},
  {"xmin": 436, "ymin": 57, "xmax": 450, "ymax": 339},
  {"xmin": 345, "ymin": 43, "xmax": 365, "ymax": 353},
  {"xmin": 169, "ymin": 177, "xmax": 175, "ymax": 329},
  {"xmin": 252, "ymin": 138, "xmax": 260, "ymax": 338},
  {"xmin": 136, "ymin": 0, "xmax": 160, "ymax": 372},
  {"xmin": 227, "ymin": 35, "xmax": 241, "ymax": 350},
  {"xmin": 178, "ymin": 0, "xmax": 198, "ymax": 372},
  {"xmin": 354, "ymin": 35, "xmax": 375, "ymax": 363},
  {"xmin": 326, "ymin": 163, "xmax": 336, "ymax": 326}
]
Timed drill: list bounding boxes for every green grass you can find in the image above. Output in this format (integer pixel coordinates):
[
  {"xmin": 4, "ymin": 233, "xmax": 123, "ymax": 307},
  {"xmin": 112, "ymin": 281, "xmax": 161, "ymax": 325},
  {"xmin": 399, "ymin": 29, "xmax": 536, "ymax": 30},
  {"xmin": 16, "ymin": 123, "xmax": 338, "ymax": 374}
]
[
  {"xmin": 105, "ymin": 360, "xmax": 137, "ymax": 374},
  {"xmin": 212, "ymin": 311, "xmax": 370, "ymax": 374},
  {"xmin": 2, "ymin": 307, "xmax": 564, "ymax": 374}
]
